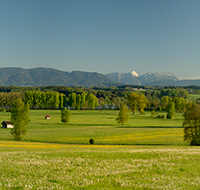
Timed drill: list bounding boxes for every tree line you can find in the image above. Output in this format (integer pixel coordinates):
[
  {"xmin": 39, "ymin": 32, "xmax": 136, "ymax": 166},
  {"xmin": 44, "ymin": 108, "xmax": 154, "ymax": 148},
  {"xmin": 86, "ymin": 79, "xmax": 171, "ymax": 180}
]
[
  {"xmin": 0, "ymin": 91, "xmax": 66, "ymax": 109},
  {"xmin": 0, "ymin": 89, "xmax": 193, "ymax": 112}
]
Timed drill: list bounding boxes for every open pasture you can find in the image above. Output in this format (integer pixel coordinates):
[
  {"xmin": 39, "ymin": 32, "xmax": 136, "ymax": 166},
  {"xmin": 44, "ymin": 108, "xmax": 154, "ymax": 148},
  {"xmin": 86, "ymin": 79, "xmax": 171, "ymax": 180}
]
[
  {"xmin": 0, "ymin": 110, "xmax": 185, "ymax": 145},
  {"xmin": 187, "ymin": 94, "xmax": 200, "ymax": 101},
  {"xmin": 0, "ymin": 141, "xmax": 200, "ymax": 189},
  {"xmin": 0, "ymin": 110, "xmax": 199, "ymax": 189}
]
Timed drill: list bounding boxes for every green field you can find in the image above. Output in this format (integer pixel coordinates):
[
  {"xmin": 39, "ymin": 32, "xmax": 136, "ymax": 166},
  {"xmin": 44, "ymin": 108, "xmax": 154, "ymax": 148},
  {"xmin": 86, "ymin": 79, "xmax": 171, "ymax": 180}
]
[
  {"xmin": 1, "ymin": 110, "xmax": 199, "ymax": 189},
  {"xmin": 187, "ymin": 94, "xmax": 200, "ymax": 101},
  {"xmin": 0, "ymin": 110, "xmax": 185, "ymax": 145}
]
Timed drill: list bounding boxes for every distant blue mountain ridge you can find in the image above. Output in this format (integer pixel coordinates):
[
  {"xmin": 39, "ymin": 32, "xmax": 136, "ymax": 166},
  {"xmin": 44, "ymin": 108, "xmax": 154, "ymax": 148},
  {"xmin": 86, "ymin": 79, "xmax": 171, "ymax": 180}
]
[{"xmin": 0, "ymin": 67, "xmax": 199, "ymax": 87}]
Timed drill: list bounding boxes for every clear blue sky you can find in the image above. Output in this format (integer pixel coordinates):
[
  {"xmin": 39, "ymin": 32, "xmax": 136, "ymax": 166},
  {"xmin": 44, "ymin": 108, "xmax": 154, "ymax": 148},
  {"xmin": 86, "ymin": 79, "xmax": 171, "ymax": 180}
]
[{"xmin": 0, "ymin": 0, "xmax": 200, "ymax": 79}]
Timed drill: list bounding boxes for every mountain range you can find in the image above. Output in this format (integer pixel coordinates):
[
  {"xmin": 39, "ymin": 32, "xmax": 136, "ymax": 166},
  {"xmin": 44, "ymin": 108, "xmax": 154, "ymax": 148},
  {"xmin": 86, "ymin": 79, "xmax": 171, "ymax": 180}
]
[
  {"xmin": 0, "ymin": 67, "xmax": 115, "ymax": 87},
  {"xmin": 105, "ymin": 71, "xmax": 179, "ymax": 86},
  {"xmin": 0, "ymin": 67, "xmax": 200, "ymax": 87}
]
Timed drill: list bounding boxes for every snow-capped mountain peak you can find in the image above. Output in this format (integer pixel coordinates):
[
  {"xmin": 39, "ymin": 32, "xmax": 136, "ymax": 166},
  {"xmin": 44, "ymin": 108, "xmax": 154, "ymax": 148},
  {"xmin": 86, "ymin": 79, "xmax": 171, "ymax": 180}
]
[
  {"xmin": 105, "ymin": 71, "xmax": 179, "ymax": 86},
  {"xmin": 131, "ymin": 71, "xmax": 139, "ymax": 77}
]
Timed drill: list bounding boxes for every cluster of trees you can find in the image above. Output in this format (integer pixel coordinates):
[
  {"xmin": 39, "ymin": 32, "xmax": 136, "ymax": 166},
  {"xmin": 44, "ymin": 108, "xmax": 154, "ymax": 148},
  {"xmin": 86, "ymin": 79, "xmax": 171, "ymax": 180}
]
[
  {"xmin": 160, "ymin": 96, "xmax": 186, "ymax": 112},
  {"xmin": 68, "ymin": 93, "xmax": 99, "ymax": 109},
  {"xmin": 24, "ymin": 91, "xmax": 66, "ymax": 109},
  {"xmin": 0, "ymin": 90, "xmax": 188, "ymax": 113},
  {"xmin": 0, "ymin": 92, "xmax": 24, "ymax": 108},
  {"xmin": 0, "ymin": 91, "xmax": 66, "ymax": 109},
  {"xmin": 128, "ymin": 93, "xmax": 148, "ymax": 114},
  {"xmin": 145, "ymin": 89, "xmax": 188, "ymax": 111},
  {"xmin": 68, "ymin": 92, "xmax": 129, "ymax": 110},
  {"xmin": 0, "ymin": 85, "xmax": 192, "ymax": 110}
]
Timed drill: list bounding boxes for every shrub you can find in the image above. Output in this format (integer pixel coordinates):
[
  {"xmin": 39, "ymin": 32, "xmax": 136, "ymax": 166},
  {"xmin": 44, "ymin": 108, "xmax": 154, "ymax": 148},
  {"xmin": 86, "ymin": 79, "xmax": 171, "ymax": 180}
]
[
  {"xmin": 61, "ymin": 108, "xmax": 71, "ymax": 124},
  {"xmin": 156, "ymin": 114, "xmax": 166, "ymax": 119},
  {"xmin": 166, "ymin": 102, "xmax": 175, "ymax": 119},
  {"xmin": 151, "ymin": 110, "xmax": 156, "ymax": 117},
  {"xmin": 157, "ymin": 105, "xmax": 162, "ymax": 112},
  {"xmin": 89, "ymin": 139, "xmax": 94, "ymax": 145}
]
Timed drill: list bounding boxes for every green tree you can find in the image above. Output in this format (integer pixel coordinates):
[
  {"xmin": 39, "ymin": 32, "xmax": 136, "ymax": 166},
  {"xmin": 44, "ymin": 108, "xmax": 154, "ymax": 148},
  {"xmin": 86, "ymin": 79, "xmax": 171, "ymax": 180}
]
[
  {"xmin": 161, "ymin": 96, "xmax": 170, "ymax": 111},
  {"xmin": 86, "ymin": 93, "xmax": 98, "ymax": 109},
  {"xmin": 80, "ymin": 93, "xmax": 86, "ymax": 109},
  {"xmin": 61, "ymin": 108, "xmax": 71, "ymax": 124},
  {"xmin": 183, "ymin": 104, "xmax": 200, "ymax": 145},
  {"xmin": 41, "ymin": 92, "xmax": 47, "ymax": 108},
  {"xmin": 128, "ymin": 93, "xmax": 147, "ymax": 114},
  {"xmin": 59, "ymin": 93, "xmax": 65, "ymax": 108},
  {"xmin": 115, "ymin": 104, "xmax": 130, "ymax": 125},
  {"xmin": 166, "ymin": 101, "xmax": 175, "ymax": 119},
  {"xmin": 173, "ymin": 97, "xmax": 186, "ymax": 112},
  {"xmin": 52, "ymin": 92, "xmax": 60, "ymax": 108},
  {"xmin": 76, "ymin": 94, "xmax": 81, "ymax": 110},
  {"xmin": 69, "ymin": 93, "xmax": 76, "ymax": 108},
  {"xmin": 10, "ymin": 99, "xmax": 30, "ymax": 141},
  {"xmin": 128, "ymin": 93, "xmax": 140, "ymax": 114},
  {"xmin": 46, "ymin": 92, "xmax": 53, "ymax": 108},
  {"xmin": 138, "ymin": 94, "xmax": 148, "ymax": 114},
  {"xmin": 33, "ymin": 91, "xmax": 41, "ymax": 108}
]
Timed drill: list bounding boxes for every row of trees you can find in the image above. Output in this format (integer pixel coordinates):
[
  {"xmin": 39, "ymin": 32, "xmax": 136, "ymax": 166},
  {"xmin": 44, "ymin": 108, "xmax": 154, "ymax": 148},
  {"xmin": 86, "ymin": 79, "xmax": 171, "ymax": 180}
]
[
  {"xmin": 0, "ymin": 91, "xmax": 66, "ymax": 109},
  {"xmin": 0, "ymin": 92, "xmax": 23, "ymax": 108},
  {"xmin": 24, "ymin": 91, "xmax": 66, "ymax": 109},
  {"xmin": 0, "ymin": 91, "xmax": 189, "ymax": 112},
  {"xmin": 68, "ymin": 93, "xmax": 99, "ymax": 110}
]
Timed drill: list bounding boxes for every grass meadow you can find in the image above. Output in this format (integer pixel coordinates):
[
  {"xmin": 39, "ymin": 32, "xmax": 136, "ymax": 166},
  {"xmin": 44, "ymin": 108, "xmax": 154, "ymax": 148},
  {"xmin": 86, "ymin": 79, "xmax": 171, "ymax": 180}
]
[
  {"xmin": 0, "ymin": 110, "xmax": 184, "ymax": 145},
  {"xmin": 0, "ymin": 142, "xmax": 200, "ymax": 189},
  {"xmin": 1, "ymin": 110, "xmax": 200, "ymax": 189},
  {"xmin": 187, "ymin": 94, "xmax": 200, "ymax": 101}
]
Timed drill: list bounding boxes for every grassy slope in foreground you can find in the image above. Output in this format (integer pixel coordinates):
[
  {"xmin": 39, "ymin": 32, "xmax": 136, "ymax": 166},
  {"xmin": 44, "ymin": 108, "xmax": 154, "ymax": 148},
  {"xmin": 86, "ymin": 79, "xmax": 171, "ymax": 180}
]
[
  {"xmin": 0, "ymin": 110, "xmax": 185, "ymax": 145},
  {"xmin": 0, "ymin": 141, "xmax": 199, "ymax": 189}
]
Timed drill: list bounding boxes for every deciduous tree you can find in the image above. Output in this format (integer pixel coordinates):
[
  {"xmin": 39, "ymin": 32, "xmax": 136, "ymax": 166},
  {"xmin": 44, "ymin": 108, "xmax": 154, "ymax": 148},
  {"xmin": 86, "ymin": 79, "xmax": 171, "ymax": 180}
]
[
  {"xmin": 68, "ymin": 93, "xmax": 76, "ymax": 108},
  {"xmin": 138, "ymin": 94, "xmax": 148, "ymax": 114},
  {"xmin": 61, "ymin": 108, "xmax": 71, "ymax": 124},
  {"xmin": 166, "ymin": 101, "xmax": 175, "ymax": 119},
  {"xmin": 86, "ymin": 93, "xmax": 98, "ymax": 109},
  {"xmin": 10, "ymin": 99, "xmax": 30, "ymax": 141},
  {"xmin": 128, "ymin": 93, "xmax": 147, "ymax": 114},
  {"xmin": 183, "ymin": 104, "xmax": 200, "ymax": 145},
  {"xmin": 128, "ymin": 93, "xmax": 140, "ymax": 114},
  {"xmin": 116, "ymin": 104, "xmax": 130, "ymax": 125}
]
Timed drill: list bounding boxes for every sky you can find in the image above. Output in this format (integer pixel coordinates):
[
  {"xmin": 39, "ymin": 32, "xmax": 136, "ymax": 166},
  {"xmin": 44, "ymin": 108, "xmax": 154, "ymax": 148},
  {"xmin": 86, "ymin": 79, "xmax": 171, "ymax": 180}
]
[{"xmin": 0, "ymin": 0, "xmax": 200, "ymax": 79}]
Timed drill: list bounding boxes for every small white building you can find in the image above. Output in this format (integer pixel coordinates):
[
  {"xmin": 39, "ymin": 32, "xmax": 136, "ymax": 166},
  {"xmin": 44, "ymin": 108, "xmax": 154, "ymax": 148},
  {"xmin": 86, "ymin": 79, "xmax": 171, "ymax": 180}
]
[
  {"xmin": 45, "ymin": 115, "xmax": 50, "ymax": 119},
  {"xmin": 1, "ymin": 121, "xmax": 14, "ymax": 128}
]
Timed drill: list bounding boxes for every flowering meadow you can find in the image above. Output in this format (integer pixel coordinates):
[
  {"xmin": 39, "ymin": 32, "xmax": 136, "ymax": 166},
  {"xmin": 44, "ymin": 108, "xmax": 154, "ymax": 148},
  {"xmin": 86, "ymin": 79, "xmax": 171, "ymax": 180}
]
[
  {"xmin": 0, "ymin": 141, "xmax": 200, "ymax": 189},
  {"xmin": 0, "ymin": 110, "xmax": 198, "ymax": 189}
]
